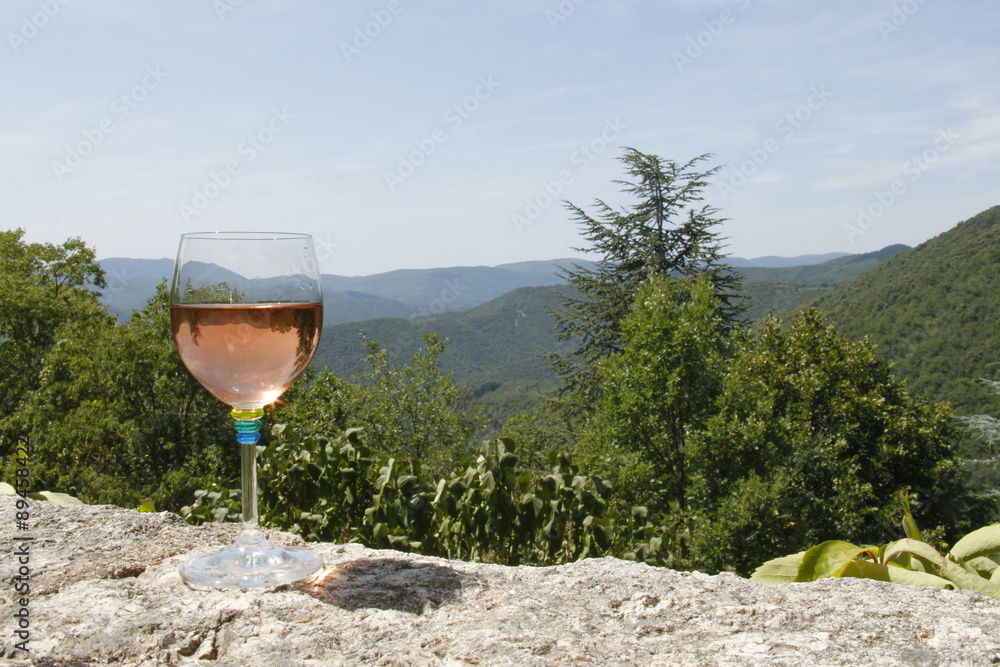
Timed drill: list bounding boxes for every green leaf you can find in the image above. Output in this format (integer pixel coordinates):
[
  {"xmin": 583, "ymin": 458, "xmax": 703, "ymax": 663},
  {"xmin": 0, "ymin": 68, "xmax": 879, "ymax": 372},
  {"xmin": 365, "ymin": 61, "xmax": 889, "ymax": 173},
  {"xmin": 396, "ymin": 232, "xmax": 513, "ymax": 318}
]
[
  {"xmin": 797, "ymin": 541, "xmax": 868, "ymax": 582},
  {"xmin": 949, "ymin": 524, "xmax": 1000, "ymax": 562},
  {"xmin": 833, "ymin": 559, "xmax": 891, "ymax": 582},
  {"xmin": 885, "ymin": 538, "xmax": 1000, "ymax": 600},
  {"xmin": 885, "ymin": 565, "xmax": 955, "ymax": 590},
  {"xmin": 751, "ymin": 551, "xmax": 807, "ymax": 584},
  {"xmin": 900, "ymin": 494, "xmax": 924, "ymax": 542},
  {"xmin": 136, "ymin": 499, "xmax": 156, "ymax": 513},
  {"xmin": 28, "ymin": 491, "xmax": 85, "ymax": 506},
  {"xmin": 964, "ymin": 556, "xmax": 999, "ymax": 579},
  {"xmin": 0, "ymin": 482, "xmax": 16, "ymax": 494}
]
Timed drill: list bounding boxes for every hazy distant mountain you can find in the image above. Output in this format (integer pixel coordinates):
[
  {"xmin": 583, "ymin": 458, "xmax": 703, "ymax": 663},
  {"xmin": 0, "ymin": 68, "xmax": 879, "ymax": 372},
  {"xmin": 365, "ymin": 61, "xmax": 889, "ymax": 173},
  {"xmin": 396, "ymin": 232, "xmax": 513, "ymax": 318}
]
[
  {"xmin": 320, "ymin": 259, "xmax": 597, "ymax": 313},
  {"xmin": 95, "ymin": 252, "xmax": 888, "ymax": 323},
  {"xmin": 737, "ymin": 245, "xmax": 911, "ymax": 321},
  {"xmin": 728, "ymin": 252, "xmax": 850, "ymax": 268},
  {"xmin": 100, "ymin": 257, "xmax": 175, "ymax": 280},
  {"xmin": 95, "ymin": 257, "xmax": 597, "ymax": 323}
]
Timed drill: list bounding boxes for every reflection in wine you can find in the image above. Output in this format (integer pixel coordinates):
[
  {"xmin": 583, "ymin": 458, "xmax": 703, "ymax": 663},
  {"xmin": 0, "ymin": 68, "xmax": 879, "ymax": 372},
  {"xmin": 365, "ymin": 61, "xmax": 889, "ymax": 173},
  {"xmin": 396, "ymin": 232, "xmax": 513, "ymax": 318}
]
[{"xmin": 171, "ymin": 302, "xmax": 322, "ymax": 409}]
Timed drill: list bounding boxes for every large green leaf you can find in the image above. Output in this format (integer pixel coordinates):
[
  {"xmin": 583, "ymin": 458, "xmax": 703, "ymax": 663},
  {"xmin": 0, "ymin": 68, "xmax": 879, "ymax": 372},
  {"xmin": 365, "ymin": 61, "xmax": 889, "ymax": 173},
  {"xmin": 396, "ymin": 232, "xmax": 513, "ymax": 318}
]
[
  {"xmin": 949, "ymin": 524, "xmax": 1000, "ymax": 562},
  {"xmin": 750, "ymin": 551, "xmax": 806, "ymax": 584},
  {"xmin": 964, "ymin": 556, "xmax": 999, "ymax": 579},
  {"xmin": 0, "ymin": 482, "xmax": 16, "ymax": 494},
  {"xmin": 833, "ymin": 559, "xmax": 891, "ymax": 582},
  {"xmin": 885, "ymin": 538, "xmax": 1000, "ymax": 600},
  {"xmin": 885, "ymin": 565, "xmax": 955, "ymax": 590},
  {"xmin": 28, "ymin": 491, "xmax": 85, "ymax": 507},
  {"xmin": 797, "ymin": 541, "xmax": 870, "ymax": 582}
]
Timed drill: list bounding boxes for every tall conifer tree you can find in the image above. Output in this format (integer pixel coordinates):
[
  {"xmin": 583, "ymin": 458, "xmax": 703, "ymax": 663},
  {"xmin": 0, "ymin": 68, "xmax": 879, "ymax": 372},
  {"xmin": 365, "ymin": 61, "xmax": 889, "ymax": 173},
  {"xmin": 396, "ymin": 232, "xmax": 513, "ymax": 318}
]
[{"xmin": 549, "ymin": 149, "xmax": 742, "ymax": 411}]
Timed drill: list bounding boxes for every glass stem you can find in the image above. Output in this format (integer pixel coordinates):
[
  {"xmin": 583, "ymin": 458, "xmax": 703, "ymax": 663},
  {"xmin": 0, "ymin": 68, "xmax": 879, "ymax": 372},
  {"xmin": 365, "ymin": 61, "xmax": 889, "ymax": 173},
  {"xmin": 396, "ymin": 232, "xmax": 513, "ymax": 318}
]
[{"xmin": 232, "ymin": 408, "xmax": 264, "ymax": 531}]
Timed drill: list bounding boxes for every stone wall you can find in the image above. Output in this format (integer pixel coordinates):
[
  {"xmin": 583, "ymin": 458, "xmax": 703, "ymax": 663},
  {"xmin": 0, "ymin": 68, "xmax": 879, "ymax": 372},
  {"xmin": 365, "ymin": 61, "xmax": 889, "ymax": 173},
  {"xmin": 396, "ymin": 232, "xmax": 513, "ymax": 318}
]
[{"xmin": 2, "ymin": 495, "xmax": 1000, "ymax": 666}]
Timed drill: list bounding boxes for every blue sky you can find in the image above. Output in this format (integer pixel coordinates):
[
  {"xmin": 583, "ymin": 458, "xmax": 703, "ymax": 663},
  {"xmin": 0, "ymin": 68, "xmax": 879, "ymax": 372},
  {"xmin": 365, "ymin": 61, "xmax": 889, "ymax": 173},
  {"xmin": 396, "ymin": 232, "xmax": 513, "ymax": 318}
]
[{"xmin": 3, "ymin": 0, "xmax": 999, "ymax": 276}]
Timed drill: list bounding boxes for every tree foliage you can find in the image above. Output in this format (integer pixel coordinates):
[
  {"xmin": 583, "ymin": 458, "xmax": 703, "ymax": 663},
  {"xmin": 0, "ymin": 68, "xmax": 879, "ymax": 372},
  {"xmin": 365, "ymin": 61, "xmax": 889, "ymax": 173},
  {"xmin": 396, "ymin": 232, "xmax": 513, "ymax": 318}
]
[
  {"xmin": 4, "ymin": 283, "xmax": 235, "ymax": 509},
  {"xmin": 278, "ymin": 333, "xmax": 484, "ymax": 478},
  {"xmin": 687, "ymin": 310, "xmax": 984, "ymax": 574},
  {"xmin": 580, "ymin": 275, "xmax": 726, "ymax": 513},
  {"xmin": 548, "ymin": 149, "xmax": 742, "ymax": 410},
  {"xmin": 572, "ymin": 268, "xmax": 982, "ymax": 574},
  {"xmin": 0, "ymin": 229, "xmax": 106, "ymax": 445}
]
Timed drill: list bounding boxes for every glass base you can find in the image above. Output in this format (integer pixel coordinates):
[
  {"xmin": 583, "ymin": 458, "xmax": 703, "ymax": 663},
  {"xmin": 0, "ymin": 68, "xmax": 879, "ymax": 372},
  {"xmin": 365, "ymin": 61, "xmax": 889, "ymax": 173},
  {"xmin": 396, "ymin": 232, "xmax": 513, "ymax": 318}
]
[{"xmin": 178, "ymin": 529, "xmax": 323, "ymax": 589}]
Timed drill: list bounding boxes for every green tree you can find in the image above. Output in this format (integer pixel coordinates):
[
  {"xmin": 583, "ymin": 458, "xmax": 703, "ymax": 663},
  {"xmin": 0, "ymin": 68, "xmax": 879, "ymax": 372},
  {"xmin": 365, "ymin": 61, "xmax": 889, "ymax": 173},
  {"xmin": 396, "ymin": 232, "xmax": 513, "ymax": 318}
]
[
  {"xmin": 548, "ymin": 149, "xmax": 742, "ymax": 412},
  {"xmin": 278, "ymin": 333, "xmax": 484, "ymax": 477},
  {"xmin": 0, "ymin": 229, "xmax": 106, "ymax": 451},
  {"xmin": 580, "ymin": 274, "xmax": 726, "ymax": 514},
  {"xmin": 5, "ymin": 284, "xmax": 235, "ymax": 509},
  {"xmin": 688, "ymin": 310, "xmax": 984, "ymax": 574},
  {"xmin": 961, "ymin": 373, "xmax": 1000, "ymax": 501}
]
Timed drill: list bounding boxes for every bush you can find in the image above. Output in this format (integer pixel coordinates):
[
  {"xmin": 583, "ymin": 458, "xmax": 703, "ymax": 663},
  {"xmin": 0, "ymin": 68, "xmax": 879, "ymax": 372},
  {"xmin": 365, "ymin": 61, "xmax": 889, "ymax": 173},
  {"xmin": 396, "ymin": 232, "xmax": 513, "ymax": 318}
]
[{"xmin": 190, "ymin": 424, "xmax": 678, "ymax": 567}]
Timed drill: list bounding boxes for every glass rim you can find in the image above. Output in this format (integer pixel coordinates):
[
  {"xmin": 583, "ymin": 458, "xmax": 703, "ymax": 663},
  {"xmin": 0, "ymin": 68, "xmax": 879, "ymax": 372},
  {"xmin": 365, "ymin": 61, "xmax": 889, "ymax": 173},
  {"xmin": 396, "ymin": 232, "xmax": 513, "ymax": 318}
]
[{"xmin": 180, "ymin": 231, "xmax": 314, "ymax": 241}]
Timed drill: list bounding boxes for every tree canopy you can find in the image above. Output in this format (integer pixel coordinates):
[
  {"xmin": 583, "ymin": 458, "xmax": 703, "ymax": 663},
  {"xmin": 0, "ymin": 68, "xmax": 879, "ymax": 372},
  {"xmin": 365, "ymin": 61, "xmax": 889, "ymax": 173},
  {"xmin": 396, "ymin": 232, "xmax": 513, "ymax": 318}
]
[
  {"xmin": 548, "ymin": 149, "xmax": 742, "ymax": 411},
  {"xmin": 0, "ymin": 229, "xmax": 106, "ymax": 450}
]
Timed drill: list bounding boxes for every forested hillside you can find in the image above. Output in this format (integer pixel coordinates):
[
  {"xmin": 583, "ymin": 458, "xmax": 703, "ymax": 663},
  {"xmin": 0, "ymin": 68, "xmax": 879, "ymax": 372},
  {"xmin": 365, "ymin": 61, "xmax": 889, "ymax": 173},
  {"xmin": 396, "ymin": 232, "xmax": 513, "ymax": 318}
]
[
  {"xmin": 313, "ymin": 285, "xmax": 571, "ymax": 424},
  {"xmin": 313, "ymin": 246, "xmax": 909, "ymax": 425},
  {"xmin": 803, "ymin": 206, "xmax": 1000, "ymax": 418},
  {"xmin": 737, "ymin": 244, "xmax": 910, "ymax": 322}
]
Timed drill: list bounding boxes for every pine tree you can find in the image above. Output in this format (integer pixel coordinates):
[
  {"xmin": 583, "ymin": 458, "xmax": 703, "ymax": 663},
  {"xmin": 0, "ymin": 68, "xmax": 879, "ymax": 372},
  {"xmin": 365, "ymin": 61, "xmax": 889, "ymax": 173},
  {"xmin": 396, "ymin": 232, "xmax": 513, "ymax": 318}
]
[{"xmin": 548, "ymin": 149, "xmax": 742, "ymax": 411}]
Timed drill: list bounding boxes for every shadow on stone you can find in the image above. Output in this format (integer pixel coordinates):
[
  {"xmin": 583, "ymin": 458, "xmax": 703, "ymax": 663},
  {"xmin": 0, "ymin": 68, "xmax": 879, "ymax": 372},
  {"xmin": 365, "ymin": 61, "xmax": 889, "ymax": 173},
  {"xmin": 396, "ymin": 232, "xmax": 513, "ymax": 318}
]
[{"xmin": 297, "ymin": 557, "xmax": 469, "ymax": 615}]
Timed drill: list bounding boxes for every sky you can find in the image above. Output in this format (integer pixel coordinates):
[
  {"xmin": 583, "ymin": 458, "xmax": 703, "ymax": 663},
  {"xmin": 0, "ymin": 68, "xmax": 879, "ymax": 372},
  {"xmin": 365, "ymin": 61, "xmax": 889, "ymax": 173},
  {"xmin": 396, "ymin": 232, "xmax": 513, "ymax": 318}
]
[{"xmin": 3, "ymin": 0, "xmax": 999, "ymax": 277}]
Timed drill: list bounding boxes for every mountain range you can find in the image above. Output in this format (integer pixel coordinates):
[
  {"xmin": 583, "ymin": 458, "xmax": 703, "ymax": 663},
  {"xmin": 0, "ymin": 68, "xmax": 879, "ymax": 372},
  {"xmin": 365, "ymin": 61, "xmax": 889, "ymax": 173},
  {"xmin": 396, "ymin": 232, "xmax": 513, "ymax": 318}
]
[
  {"xmin": 96, "ymin": 252, "xmax": 856, "ymax": 323},
  {"xmin": 313, "ymin": 205, "xmax": 1000, "ymax": 430},
  {"xmin": 309, "ymin": 245, "xmax": 916, "ymax": 425}
]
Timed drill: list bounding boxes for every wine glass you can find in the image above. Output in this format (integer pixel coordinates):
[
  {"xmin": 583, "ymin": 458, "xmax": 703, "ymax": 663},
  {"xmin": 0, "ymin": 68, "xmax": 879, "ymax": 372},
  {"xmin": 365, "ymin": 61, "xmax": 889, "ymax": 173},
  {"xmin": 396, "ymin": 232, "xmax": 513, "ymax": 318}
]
[{"xmin": 169, "ymin": 231, "xmax": 324, "ymax": 588}]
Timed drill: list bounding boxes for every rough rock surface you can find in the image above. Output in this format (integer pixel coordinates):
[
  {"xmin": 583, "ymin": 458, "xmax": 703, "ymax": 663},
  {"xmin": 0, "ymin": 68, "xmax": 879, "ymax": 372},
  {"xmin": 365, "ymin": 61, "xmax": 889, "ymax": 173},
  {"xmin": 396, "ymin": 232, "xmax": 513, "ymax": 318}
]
[{"xmin": 3, "ymin": 495, "xmax": 1000, "ymax": 666}]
